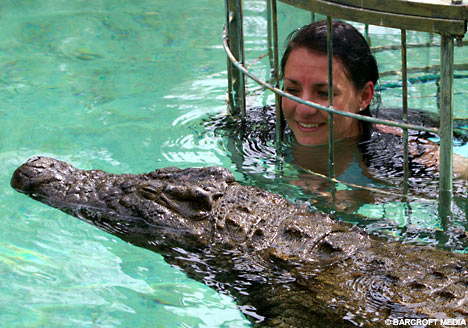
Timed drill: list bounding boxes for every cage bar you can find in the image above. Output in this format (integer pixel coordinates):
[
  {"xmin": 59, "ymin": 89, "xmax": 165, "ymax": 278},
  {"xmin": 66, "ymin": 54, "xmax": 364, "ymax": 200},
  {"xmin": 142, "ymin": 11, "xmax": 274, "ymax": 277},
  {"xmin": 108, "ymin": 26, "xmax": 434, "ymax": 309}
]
[
  {"xmin": 225, "ymin": 0, "xmax": 246, "ymax": 118},
  {"xmin": 401, "ymin": 29, "xmax": 409, "ymax": 195},
  {"xmin": 269, "ymin": 0, "xmax": 283, "ymax": 148},
  {"xmin": 439, "ymin": 34, "xmax": 455, "ymax": 219},
  {"xmin": 327, "ymin": 17, "xmax": 335, "ymax": 178}
]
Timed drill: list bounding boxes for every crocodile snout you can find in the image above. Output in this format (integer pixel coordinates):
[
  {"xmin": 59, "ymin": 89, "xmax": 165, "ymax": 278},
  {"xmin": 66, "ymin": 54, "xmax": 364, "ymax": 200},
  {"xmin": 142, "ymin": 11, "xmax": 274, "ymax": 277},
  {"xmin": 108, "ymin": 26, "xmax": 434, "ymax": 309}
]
[{"xmin": 10, "ymin": 156, "xmax": 57, "ymax": 193}]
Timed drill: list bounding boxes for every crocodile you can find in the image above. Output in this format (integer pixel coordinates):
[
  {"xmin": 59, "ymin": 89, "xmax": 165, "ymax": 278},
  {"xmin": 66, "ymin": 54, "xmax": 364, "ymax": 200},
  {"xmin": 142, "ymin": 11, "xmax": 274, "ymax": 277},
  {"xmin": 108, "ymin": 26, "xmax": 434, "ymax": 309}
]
[{"xmin": 10, "ymin": 156, "xmax": 468, "ymax": 327}]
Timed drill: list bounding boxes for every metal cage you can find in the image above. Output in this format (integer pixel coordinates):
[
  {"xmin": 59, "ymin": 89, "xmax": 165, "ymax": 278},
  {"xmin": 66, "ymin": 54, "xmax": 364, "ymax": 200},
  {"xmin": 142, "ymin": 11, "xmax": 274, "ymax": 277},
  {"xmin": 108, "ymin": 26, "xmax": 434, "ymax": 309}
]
[{"xmin": 223, "ymin": 0, "xmax": 468, "ymax": 220}]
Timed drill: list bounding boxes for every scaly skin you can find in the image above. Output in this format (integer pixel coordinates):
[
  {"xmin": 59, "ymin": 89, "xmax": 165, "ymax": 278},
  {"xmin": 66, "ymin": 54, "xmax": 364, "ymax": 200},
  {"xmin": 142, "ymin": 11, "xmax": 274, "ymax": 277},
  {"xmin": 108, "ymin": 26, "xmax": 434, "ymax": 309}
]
[{"xmin": 10, "ymin": 156, "xmax": 468, "ymax": 327}]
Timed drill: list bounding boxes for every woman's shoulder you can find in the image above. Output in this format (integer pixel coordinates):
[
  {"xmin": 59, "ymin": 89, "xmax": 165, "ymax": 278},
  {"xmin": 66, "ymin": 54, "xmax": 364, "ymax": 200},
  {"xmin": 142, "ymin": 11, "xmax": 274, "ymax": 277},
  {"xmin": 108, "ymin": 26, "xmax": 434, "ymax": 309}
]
[{"xmin": 370, "ymin": 107, "xmax": 467, "ymax": 143}]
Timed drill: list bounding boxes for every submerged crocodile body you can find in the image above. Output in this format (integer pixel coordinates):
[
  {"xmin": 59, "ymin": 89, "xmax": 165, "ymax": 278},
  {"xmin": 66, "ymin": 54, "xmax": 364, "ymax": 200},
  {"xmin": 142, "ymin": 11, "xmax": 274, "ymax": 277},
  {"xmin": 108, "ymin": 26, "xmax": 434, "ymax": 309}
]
[{"xmin": 11, "ymin": 156, "xmax": 468, "ymax": 327}]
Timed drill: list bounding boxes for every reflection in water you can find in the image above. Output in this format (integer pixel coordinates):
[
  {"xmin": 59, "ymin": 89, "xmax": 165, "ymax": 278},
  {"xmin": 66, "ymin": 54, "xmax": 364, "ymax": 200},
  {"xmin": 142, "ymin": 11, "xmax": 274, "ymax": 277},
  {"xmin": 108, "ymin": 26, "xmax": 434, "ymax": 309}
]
[{"xmin": 204, "ymin": 105, "xmax": 468, "ymax": 251}]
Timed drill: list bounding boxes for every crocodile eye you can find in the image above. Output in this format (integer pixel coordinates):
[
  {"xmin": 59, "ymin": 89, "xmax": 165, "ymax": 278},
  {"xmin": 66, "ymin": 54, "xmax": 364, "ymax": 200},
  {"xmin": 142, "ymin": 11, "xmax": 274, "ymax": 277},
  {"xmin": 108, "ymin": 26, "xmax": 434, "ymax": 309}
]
[
  {"xmin": 163, "ymin": 185, "xmax": 213, "ymax": 211},
  {"xmin": 160, "ymin": 185, "xmax": 214, "ymax": 221},
  {"xmin": 191, "ymin": 187, "xmax": 213, "ymax": 211},
  {"xmin": 137, "ymin": 185, "xmax": 161, "ymax": 200}
]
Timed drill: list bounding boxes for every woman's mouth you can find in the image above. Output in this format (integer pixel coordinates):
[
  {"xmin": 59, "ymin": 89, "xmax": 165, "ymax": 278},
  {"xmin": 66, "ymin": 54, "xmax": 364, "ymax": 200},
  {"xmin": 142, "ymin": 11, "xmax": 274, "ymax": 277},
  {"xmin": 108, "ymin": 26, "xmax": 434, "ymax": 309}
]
[{"xmin": 297, "ymin": 121, "xmax": 325, "ymax": 131}]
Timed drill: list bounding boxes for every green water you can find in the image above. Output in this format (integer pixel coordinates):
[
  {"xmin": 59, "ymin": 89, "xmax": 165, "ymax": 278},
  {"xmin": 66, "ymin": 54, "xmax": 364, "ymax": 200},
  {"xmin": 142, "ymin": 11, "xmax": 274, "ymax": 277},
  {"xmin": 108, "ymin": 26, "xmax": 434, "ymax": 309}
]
[
  {"xmin": 1, "ymin": 0, "xmax": 467, "ymax": 327},
  {"xmin": 2, "ymin": 1, "xmax": 248, "ymax": 327}
]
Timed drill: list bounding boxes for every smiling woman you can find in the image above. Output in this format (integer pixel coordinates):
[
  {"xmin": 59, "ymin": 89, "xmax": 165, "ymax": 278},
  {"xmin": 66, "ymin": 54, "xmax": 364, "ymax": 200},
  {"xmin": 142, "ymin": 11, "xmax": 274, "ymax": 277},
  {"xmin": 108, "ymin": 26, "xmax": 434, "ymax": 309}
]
[
  {"xmin": 282, "ymin": 48, "xmax": 374, "ymax": 145},
  {"xmin": 280, "ymin": 20, "xmax": 378, "ymax": 146},
  {"xmin": 278, "ymin": 20, "xmax": 468, "ymax": 183}
]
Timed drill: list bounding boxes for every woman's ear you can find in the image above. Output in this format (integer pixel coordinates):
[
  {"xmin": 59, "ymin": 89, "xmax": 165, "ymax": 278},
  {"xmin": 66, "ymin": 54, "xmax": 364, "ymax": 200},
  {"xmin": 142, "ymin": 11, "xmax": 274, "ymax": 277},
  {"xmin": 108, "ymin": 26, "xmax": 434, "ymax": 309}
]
[{"xmin": 359, "ymin": 81, "xmax": 375, "ymax": 109}]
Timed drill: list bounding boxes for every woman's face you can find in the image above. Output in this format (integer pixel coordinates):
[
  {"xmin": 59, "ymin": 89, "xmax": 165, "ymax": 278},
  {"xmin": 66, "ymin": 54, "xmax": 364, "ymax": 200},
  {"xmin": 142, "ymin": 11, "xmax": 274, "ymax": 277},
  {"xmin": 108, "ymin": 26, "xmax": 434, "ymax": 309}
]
[{"xmin": 282, "ymin": 47, "xmax": 373, "ymax": 146}]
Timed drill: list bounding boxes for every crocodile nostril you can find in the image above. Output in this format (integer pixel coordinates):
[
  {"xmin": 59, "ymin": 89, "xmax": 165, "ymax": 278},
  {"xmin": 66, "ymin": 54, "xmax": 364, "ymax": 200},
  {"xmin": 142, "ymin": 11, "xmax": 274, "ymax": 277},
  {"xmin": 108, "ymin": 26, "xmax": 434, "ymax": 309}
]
[{"xmin": 27, "ymin": 156, "xmax": 43, "ymax": 163}]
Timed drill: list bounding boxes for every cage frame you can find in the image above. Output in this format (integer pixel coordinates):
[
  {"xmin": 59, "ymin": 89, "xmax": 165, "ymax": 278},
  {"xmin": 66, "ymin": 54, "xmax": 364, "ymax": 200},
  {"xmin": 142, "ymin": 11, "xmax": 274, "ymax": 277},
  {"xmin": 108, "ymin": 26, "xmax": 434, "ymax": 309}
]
[{"xmin": 224, "ymin": 0, "xmax": 468, "ymax": 220}]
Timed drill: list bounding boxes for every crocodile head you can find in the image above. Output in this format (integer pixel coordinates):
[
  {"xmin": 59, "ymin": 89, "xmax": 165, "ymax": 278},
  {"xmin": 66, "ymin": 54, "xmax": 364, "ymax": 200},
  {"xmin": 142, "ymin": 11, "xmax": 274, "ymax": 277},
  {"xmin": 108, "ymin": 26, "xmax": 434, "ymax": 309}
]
[{"xmin": 11, "ymin": 156, "xmax": 235, "ymax": 249}]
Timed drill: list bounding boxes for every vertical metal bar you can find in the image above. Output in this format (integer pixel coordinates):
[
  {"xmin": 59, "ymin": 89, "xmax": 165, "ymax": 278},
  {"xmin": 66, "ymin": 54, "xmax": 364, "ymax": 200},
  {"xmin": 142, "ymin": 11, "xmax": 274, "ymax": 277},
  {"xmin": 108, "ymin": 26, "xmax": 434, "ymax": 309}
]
[
  {"xmin": 225, "ymin": 0, "xmax": 246, "ymax": 119},
  {"xmin": 266, "ymin": 0, "xmax": 274, "ymax": 73},
  {"xmin": 271, "ymin": 0, "xmax": 279, "ymax": 92},
  {"xmin": 311, "ymin": 12, "xmax": 316, "ymax": 22},
  {"xmin": 364, "ymin": 24, "xmax": 371, "ymax": 46},
  {"xmin": 327, "ymin": 17, "xmax": 335, "ymax": 179},
  {"xmin": 226, "ymin": 56, "xmax": 234, "ymax": 112},
  {"xmin": 438, "ymin": 34, "xmax": 454, "ymax": 221},
  {"xmin": 401, "ymin": 29, "xmax": 409, "ymax": 196},
  {"xmin": 271, "ymin": 0, "xmax": 283, "ymax": 148},
  {"xmin": 426, "ymin": 33, "xmax": 434, "ymax": 47},
  {"xmin": 237, "ymin": 0, "xmax": 246, "ymax": 119},
  {"xmin": 225, "ymin": 0, "xmax": 234, "ymax": 114}
]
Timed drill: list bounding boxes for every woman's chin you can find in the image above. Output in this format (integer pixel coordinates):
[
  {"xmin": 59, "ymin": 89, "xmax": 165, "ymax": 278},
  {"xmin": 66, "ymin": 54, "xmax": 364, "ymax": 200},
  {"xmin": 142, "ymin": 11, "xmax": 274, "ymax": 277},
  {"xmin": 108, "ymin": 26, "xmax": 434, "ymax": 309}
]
[
  {"xmin": 294, "ymin": 134, "xmax": 361, "ymax": 147},
  {"xmin": 295, "ymin": 136, "xmax": 327, "ymax": 147},
  {"xmin": 292, "ymin": 125, "xmax": 328, "ymax": 146}
]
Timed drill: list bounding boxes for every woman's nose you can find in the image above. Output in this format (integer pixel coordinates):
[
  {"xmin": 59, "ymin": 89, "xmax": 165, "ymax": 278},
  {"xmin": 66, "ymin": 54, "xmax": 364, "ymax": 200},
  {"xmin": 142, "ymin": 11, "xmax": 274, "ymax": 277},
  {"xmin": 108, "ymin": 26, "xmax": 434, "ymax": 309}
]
[{"xmin": 295, "ymin": 97, "xmax": 320, "ymax": 115}]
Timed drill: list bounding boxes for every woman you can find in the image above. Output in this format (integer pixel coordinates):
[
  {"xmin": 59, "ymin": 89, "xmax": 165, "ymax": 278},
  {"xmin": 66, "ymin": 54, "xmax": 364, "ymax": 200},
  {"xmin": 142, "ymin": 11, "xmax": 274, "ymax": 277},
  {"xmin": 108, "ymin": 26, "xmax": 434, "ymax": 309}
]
[
  {"xmin": 280, "ymin": 20, "xmax": 467, "ymax": 182},
  {"xmin": 281, "ymin": 20, "xmax": 377, "ymax": 146},
  {"xmin": 210, "ymin": 20, "xmax": 465, "ymax": 206}
]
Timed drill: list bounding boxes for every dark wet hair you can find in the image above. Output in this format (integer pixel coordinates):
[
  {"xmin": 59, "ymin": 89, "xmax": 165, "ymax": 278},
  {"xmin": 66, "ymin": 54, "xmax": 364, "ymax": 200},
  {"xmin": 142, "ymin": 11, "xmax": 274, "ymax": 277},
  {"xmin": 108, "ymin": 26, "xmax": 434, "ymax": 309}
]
[{"xmin": 281, "ymin": 20, "xmax": 379, "ymax": 141}]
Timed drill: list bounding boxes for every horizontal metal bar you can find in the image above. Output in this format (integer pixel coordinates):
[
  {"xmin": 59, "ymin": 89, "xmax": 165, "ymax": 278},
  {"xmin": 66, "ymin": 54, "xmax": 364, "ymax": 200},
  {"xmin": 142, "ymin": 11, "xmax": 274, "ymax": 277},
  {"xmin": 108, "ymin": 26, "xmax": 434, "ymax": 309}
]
[
  {"xmin": 278, "ymin": 0, "xmax": 467, "ymax": 35},
  {"xmin": 222, "ymin": 25, "xmax": 440, "ymax": 135},
  {"xmin": 372, "ymin": 39, "xmax": 468, "ymax": 53},
  {"xmin": 380, "ymin": 63, "xmax": 468, "ymax": 78},
  {"xmin": 327, "ymin": 0, "xmax": 468, "ymax": 20}
]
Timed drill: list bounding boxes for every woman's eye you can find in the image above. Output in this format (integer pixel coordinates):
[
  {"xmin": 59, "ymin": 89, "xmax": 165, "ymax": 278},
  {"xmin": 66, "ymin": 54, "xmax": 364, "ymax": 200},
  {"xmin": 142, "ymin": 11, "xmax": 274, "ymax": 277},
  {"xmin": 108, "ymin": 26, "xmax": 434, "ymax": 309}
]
[
  {"xmin": 317, "ymin": 91, "xmax": 329, "ymax": 98},
  {"xmin": 285, "ymin": 88, "xmax": 299, "ymax": 95}
]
